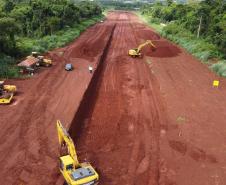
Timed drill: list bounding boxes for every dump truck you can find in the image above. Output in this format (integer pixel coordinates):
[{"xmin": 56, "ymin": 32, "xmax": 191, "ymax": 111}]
[{"xmin": 56, "ymin": 120, "xmax": 99, "ymax": 185}]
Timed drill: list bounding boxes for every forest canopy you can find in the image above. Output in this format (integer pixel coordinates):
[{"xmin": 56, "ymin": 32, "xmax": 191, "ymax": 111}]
[
  {"xmin": 0, "ymin": 0, "xmax": 102, "ymax": 57},
  {"xmin": 141, "ymin": 0, "xmax": 226, "ymax": 58}
]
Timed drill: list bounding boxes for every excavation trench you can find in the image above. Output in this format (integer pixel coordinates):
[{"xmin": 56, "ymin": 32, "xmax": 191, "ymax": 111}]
[{"xmin": 69, "ymin": 24, "xmax": 116, "ymax": 143}]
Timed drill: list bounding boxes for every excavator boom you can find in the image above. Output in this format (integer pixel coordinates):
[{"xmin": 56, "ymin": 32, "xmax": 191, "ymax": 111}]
[
  {"xmin": 57, "ymin": 120, "xmax": 79, "ymax": 167},
  {"xmin": 56, "ymin": 120, "xmax": 99, "ymax": 185},
  {"xmin": 137, "ymin": 40, "xmax": 156, "ymax": 53},
  {"xmin": 128, "ymin": 40, "xmax": 156, "ymax": 57}
]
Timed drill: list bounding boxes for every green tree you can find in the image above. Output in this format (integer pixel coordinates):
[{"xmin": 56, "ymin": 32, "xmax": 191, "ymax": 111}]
[
  {"xmin": 47, "ymin": 16, "xmax": 61, "ymax": 34},
  {"xmin": 0, "ymin": 17, "xmax": 19, "ymax": 54},
  {"xmin": 3, "ymin": 0, "xmax": 15, "ymax": 13}
]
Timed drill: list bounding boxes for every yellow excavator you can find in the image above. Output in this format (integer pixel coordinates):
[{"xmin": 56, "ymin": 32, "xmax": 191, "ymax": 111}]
[
  {"xmin": 27, "ymin": 52, "xmax": 52, "ymax": 67},
  {"xmin": 0, "ymin": 81, "xmax": 16, "ymax": 104},
  {"xmin": 56, "ymin": 120, "xmax": 99, "ymax": 185},
  {"xmin": 128, "ymin": 40, "xmax": 156, "ymax": 57}
]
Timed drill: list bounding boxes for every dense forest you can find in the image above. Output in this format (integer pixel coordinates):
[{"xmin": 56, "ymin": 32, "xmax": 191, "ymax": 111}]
[
  {"xmin": 0, "ymin": 0, "xmax": 102, "ymax": 78},
  {"xmin": 141, "ymin": 0, "xmax": 226, "ymax": 59},
  {"xmin": 99, "ymin": 0, "xmax": 143, "ymax": 10},
  {"xmin": 0, "ymin": 0, "xmax": 102, "ymax": 56}
]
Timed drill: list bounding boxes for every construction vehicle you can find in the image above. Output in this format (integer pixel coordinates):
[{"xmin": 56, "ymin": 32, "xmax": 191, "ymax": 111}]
[
  {"xmin": 0, "ymin": 81, "xmax": 16, "ymax": 93},
  {"xmin": 27, "ymin": 52, "xmax": 52, "ymax": 67},
  {"xmin": 56, "ymin": 120, "xmax": 99, "ymax": 185},
  {"xmin": 128, "ymin": 40, "xmax": 156, "ymax": 57},
  {"xmin": 36, "ymin": 55, "xmax": 52, "ymax": 67},
  {"xmin": 65, "ymin": 64, "xmax": 73, "ymax": 71},
  {"xmin": 0, "ymin": 93, "xmax": 13, "ymax": 104},
  {"xmin": 0, "ymin": 81, "xmax": 16, "ymax": 104}
]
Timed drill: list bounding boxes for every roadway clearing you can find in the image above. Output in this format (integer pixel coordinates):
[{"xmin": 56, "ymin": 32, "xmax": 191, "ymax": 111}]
[{"xmin": 0, "ymin": 11, "xmax": 226, "ymax": 185}]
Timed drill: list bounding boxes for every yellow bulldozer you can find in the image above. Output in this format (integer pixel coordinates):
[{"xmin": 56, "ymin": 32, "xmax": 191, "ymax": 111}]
[
  {"xmin": 27, "ymin": 52, "xmax": 52, "ymax": 67},
  {"xmin": 56, "ymin": 120, "xmax": 99, "ymax": 185},
  {"xmin": 128, "ymin": 40, "xmax": 156, "ymax": 57},
  {"xmin": 0, "ymin": 81, "xmax": 16, "ymax": 104}
]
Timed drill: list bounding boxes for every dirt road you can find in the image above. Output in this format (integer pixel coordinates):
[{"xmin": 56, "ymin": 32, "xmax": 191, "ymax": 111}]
[{"xmin": 0, "ymin": 11, "xmax": 226, "ymax": 185}]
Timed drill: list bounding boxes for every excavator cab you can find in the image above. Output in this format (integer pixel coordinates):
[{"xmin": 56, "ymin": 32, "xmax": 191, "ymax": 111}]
[
  {"xmin": 57, "ymin": 121, "xmax": 99, "ymax": 185},
  {"xmin": 129, "ymin": 48, "xmax": 140, "ymax": 57},
  {"xmin": 60, "ymin": 155, "xmax": 75, "ymax": 171},
  {"xmin": 59, "ymin": 155, "xmax": 97, "ymax": 184}
]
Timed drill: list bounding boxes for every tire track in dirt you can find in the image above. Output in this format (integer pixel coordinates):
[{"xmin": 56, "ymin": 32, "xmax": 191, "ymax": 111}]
[{"xmin": 69, "ymin": 12, "xmax": 166, "ymax": 185}]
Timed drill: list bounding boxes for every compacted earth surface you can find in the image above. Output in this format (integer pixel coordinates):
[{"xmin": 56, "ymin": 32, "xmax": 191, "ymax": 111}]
[{"xmin": 0, "ymin": 11, "xmax": 226, "ymax": 185}]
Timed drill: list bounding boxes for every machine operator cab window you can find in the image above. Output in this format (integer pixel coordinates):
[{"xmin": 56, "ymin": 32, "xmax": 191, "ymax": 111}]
[
  {"xmin": 59, "ymin": 155, "xmax": 74, "ymax": 171},
  {"xmin": 66, "ymin": 164, "xmax": 73, "ymax": 171}
]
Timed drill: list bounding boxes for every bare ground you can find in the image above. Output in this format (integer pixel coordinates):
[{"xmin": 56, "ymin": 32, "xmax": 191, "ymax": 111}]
[{"xmin": 0, "ymin": 11, "xmax": 226, "ymax": 185}]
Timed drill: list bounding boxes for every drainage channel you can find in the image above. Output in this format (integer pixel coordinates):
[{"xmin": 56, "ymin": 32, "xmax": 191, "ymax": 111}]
[{"xmin": 69, "ymin": 24, "xmax": 116, "ymax": 143}]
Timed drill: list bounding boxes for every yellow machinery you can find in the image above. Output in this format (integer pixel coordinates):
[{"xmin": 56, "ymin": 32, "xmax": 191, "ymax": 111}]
[
  {"xmin": 56, "ymin": 120, "xmax": 99, "ymax": 185},
  {"xmin": 128, "ymin": 40, "xmax": 156, "ymax": 57},
  {"xmin": 0, "ymin": 93, "xmax": 13, "ymax": 104},
  {"xmin": 36, "ymin": 55, "xmax": 52, "ymax": 67},
  {"xmin": 27, "ymin": 52, "xmax": 52, "ymax": 67},
  {"xmin": 0, "ymin": 81, "xmax": 16, "ymax": 104}
]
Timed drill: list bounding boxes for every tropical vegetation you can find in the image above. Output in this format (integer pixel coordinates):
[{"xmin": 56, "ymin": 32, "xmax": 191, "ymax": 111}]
[{"xmin": 0, "ymin": 0, "xmax": 102, "ymax": 78}]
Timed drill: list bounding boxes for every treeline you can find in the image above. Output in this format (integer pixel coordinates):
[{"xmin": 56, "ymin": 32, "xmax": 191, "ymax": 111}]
[
  {"xmin": 100, "ymin": 0, "xmax": 143, "ymax": 10},
  {"xmin": 141, "ymin": 0, "xmax": 226, "ymax": 59},
  {"xmin": 0, "ymin": 0, "xmax": 102, "ymax": 57}
]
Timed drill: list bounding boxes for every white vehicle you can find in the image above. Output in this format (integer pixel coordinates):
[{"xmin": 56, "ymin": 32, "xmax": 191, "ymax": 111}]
[{"xmin": 65, "ymin": 64, "xmax": 73, "ymax": 71}]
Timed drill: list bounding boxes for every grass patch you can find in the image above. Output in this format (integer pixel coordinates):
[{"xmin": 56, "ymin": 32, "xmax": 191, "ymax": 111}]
[
  {"xmin": 0, "ymin": 55, "xmax": 20, "ymax": 79},
  {"xmin": 136, "ymin": 12, "xmax": 164, "ymax": 32},
  {"xmin": 210, "ymin": 60, "xmax": 226, "ymax": 77}
]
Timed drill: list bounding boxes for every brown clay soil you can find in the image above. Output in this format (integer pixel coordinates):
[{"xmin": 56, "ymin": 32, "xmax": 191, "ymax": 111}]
[{"xmin": 1, "ymin": 11, "xmax": 226, "ymax": 185}]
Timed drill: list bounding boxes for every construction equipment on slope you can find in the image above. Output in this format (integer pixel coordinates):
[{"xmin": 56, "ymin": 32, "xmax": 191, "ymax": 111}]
[
  {"xmin": 27, "ymin": 52, "xmax": 52, "ymax": 67},
  {"xmin": 0, "ymin": 81, "xmax": 16, "ymax": 104},
  {"xmin": 128, "ymin": 40, "xmax": 156, "ymax": 57},
  {"xmin": 56, "ymin": 120, "xmax": 99, "ymax": 185}
]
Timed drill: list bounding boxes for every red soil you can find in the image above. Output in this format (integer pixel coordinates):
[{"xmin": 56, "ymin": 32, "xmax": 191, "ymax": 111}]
[{"xmin": 0, "ymin": 11, "xmax": 226, "ymax": 185}]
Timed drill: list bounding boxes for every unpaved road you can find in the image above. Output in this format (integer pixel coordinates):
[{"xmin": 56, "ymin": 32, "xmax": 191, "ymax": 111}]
[{"xmin": 1, "ymin": 11, "xmax": 226, "ymax": 185}]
